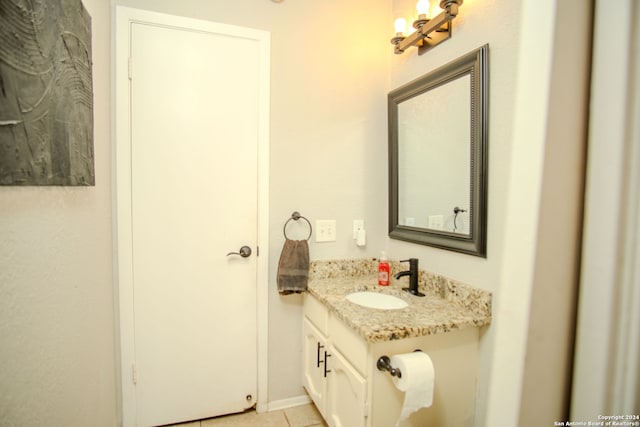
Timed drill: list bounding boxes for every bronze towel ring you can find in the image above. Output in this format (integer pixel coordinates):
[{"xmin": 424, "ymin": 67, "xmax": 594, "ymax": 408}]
[{"xmin": 283, "ymin": 211, "xmax": 312, "ymax": 240}]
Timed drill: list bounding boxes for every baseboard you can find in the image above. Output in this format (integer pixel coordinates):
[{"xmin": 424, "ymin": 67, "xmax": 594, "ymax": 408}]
[{"xmin": 263, "ymin": 394, "xmax": 312, "ymax": 412}]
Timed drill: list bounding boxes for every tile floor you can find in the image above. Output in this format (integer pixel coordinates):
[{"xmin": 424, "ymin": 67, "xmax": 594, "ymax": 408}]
[{"xmin": 165, "ymin": 403, "xmax": 328, "ymax": 427}]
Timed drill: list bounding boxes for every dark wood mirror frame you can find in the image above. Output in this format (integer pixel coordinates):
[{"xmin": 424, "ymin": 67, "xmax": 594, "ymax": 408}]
[{"xmin": 388, "ymin": 44, "xmax": 489, "ymax": 257}]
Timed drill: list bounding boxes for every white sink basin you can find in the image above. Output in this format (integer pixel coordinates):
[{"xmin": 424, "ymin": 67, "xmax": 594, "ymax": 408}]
[{"xmin": 345, "ymin": 291, "xmax": 408, "ymax": 310}]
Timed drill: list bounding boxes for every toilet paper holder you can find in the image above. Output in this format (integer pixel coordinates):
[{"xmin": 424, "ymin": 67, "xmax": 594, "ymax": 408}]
[
  {"xmin": 377, "ymin": 350, "xmax": 425, "ymax": 378},
  {"xmin": 377, "ymin": 355, "xmax": 402, "ymax": 378}
]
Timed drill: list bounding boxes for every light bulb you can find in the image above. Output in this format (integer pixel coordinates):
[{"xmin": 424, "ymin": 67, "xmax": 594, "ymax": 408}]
[
  {"xmin": 394, "ymin": 17, "xmax": 407, "ymax": 35},
  {"xmin": 416, "ymin": 0, "xmax": 431, "ymax": 16}
]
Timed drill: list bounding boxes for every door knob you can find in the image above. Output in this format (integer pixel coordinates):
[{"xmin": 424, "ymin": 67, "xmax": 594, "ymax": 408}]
[{"xmin": 226, "ymin": 245, "xmax": 252, "ymax": 258}]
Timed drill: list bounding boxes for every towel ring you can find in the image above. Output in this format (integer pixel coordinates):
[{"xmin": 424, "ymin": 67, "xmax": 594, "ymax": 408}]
[{"xmin": 283, "ymin": 211, "xmax": 312, "ymax": 240}]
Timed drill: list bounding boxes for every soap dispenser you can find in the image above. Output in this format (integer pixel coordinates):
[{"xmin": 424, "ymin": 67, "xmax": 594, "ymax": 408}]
[{"xmin": 378, "ymin": 252, "xmax": 390, "ymax": 286}]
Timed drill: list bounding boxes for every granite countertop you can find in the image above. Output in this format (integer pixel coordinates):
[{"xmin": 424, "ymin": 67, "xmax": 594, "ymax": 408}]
[{"xmin": 307, "ymin": 259, "xmax": 492, "ymax": 344}]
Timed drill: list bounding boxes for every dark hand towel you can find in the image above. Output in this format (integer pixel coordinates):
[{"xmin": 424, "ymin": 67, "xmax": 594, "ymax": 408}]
[{"xmin": 277, "ymin": 239, "xmax": 310, "ymax": 295}]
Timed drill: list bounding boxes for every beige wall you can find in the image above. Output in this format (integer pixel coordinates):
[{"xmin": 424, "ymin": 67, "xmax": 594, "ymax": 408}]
[
  {"xmin": 388, "ymin": 0, "xmax": 522, "ymax": 424},
  {"xmin": 389, "ymin": 0, "xmax": 521, "ymax": 291},
  {"xmin": 2, "ymin": 0, "xmax": 392, "ymax": 424},
  {"xmin": 0, "ymin": 0, "xmax": 117, "ymax": 425},
  {"xmin": 389, "ymin": 0, "xmax": 590, "ymax": 425}
]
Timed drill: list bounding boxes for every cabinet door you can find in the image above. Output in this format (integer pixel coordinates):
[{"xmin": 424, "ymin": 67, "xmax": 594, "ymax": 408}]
[
  {"xmin": 326, "ymin": 347, "xmax": 368, "ymax": 427},
  {"xmin": 302, "ymin": 318, "xmax": 328, "ymax": 417}
]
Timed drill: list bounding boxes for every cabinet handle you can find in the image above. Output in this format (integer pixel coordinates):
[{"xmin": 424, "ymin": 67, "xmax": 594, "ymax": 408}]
[
  {"xmin": 317, "ymin": 342, "xmax": 324, "ymax": 368},
  {"xmin": 323, "ymin": 351, "xmax": 332, "ymax": 377}
]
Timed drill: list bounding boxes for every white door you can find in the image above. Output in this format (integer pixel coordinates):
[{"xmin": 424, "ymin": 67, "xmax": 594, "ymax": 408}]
[{"xmin": 115, "ymin": 8, "xmax": 270, "ymax": 427}]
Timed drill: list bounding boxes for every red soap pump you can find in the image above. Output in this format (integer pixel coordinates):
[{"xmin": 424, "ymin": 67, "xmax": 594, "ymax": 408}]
[{"xmin": 378, "ymin": 252, "xmax": 390, "ymax": 286}]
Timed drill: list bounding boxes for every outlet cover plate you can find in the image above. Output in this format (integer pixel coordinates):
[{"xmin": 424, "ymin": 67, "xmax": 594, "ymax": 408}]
[{"xmin": 353, "ymin": 219, "xmax": 364, "ymax": 239}]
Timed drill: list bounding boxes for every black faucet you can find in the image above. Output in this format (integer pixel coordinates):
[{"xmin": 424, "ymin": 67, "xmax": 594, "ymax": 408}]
[{"xmin": 394, "ymin": 258, "xmax": 425, "ymax": 297}]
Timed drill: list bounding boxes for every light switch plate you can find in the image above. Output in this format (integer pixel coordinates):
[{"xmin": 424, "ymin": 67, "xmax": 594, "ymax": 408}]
[
  {"xmin": 316, "ymin": 220, "xmax": 337, "ymax": 242},
  {"xmin": 428, "ymin": 215, "xmax": 444, "ymax": 230}
]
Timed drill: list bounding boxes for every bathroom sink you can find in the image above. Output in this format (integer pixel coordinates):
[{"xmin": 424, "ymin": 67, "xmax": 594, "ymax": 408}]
[{"xmin": 345, "ymin": 291, "xmax": 408, "ymax": 310}]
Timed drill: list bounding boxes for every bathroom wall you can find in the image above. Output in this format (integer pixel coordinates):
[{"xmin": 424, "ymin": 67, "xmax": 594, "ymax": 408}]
[
  {"xmin": 1, "ymin": 0, "xmax": 393, "ymax": 424},
  {"xmin": 389, "ymin": 0, "xmax": 520, "ymax": 290},
  {"xmin": 388, "ymin": 0, "xmax": 522, "ymax": 424},
  {"xmin": 0, "ymin": 0, "xmax": 118, "ymax": 425},
  {"xmin": 388, "ymin": 0, "xmax": 590, "ymax": 426}
]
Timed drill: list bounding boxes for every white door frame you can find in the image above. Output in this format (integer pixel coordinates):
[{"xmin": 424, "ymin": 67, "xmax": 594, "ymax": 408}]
[{"xmin": 112, "ymin": 6, "xmax": 270, "ymax": 425}]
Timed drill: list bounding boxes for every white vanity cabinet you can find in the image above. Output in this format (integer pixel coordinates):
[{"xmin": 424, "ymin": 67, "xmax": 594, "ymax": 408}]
[
  {"xmin": 302, "ymin": 318, "xmax": 328, "ymax": 416},
  {"xmin": 302, "ymin": 293, "xmax": 368, "ymax": 427},
  {"xmin": 302, "ymin": 292, "xmax": 481, "ymax": 427},
  {"xmin": 325, "ymin": 346, "xmax": 368, "ymax": 427}
]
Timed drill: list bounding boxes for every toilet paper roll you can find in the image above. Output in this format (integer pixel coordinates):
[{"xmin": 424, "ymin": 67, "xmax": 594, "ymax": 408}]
[{"xmin": 390, "ymin": 351, "xmax": 435, "ymax": 423}]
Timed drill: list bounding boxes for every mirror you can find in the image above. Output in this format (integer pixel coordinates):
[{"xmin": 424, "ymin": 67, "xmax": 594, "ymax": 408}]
[{"xmin": 389, "ymin": 45, "xmax": 488, "ymax": 257}]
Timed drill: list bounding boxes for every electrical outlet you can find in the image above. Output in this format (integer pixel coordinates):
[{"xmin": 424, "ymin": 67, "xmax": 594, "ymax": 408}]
[
  {"xmin": 353, "ymin": 220, "xmax": 364, "ymax": 239},
  {"xmin": 316, "ymin": 220, "xmax": 337, "ymax": 242}
]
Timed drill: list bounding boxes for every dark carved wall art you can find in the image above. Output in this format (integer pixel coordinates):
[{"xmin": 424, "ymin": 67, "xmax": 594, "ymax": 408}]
[{"xmin": 0, "ymin": 0, "xmax": 94, "ymax": 186}]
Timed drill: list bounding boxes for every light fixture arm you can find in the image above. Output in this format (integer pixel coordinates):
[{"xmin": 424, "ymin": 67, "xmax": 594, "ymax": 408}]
[{"xmin": 392, "ymin": 0, "xmax": 463, "ymax": 55}]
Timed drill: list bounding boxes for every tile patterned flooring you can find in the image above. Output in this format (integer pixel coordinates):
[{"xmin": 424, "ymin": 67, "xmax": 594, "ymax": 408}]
[{"xmin": 165, "ymin": 403, "xmax": 328, "ymax": 427}]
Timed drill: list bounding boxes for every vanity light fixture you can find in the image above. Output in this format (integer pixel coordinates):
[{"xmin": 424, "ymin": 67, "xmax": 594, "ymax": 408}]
[{"xmin": 391, "ymin": 0, "xmax": 463, "ymax": 55}]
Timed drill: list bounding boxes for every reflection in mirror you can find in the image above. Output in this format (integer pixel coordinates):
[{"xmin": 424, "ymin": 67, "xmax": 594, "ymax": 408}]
[
  {"xmin": 389, "ymin": 44, "xmax": 488, "ymax": 257},
  {"xmin": 398, "ymin": 74, "xmax": 471, "ymax": 235}
]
